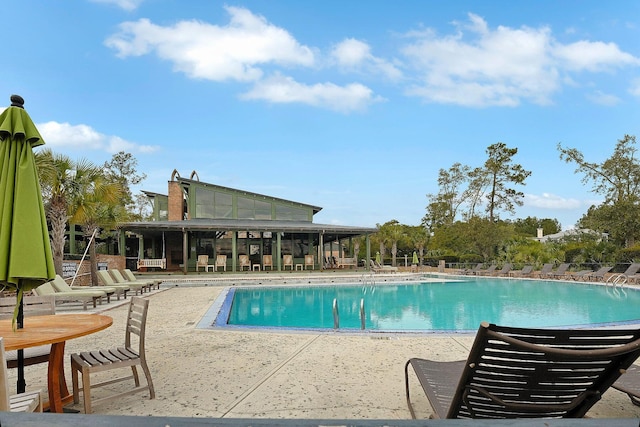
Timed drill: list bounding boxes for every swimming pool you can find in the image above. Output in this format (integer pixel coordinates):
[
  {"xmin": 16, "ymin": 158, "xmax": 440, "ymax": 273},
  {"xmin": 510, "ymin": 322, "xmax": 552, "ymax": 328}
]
[{"xmin": 208, "ymin": 277, "xmax": 640, "ymax": 332}]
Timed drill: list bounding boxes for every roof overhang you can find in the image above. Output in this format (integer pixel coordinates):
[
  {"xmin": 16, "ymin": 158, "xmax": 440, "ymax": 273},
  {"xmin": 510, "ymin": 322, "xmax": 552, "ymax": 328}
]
[{"xmin": 120, "ymin": 218, "xmax": 376, "ymax": 238}]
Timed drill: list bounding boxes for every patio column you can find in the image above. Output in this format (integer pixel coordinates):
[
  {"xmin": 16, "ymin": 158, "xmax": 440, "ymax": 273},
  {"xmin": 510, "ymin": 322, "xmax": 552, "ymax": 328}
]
[
  {"xmin": 276, "ymin": 232, "xmax": 282, "ymax": 271},
  {"xmin": 182, "ymin": 229, "xmax": 188, "ymax": 274},
  {"xmin": 319, "ymin": 232, "xmax": 324, "ymax": 270}
]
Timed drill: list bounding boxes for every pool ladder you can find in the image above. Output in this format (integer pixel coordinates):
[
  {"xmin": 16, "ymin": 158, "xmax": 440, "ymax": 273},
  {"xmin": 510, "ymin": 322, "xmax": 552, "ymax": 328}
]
[
  {"xmin": 332, "ymin": 298, "xmax": 366, "ymax": 330},
  {"xmin": 606, "ymin": 274, "xmax": 628, "ymax": 288}
]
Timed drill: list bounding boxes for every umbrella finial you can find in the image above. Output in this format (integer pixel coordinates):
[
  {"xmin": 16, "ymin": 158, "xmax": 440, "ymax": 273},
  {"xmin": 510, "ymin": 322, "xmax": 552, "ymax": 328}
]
[{"xmin": 10, "ymin": 95, "xmax": 24, "ymax": 109}]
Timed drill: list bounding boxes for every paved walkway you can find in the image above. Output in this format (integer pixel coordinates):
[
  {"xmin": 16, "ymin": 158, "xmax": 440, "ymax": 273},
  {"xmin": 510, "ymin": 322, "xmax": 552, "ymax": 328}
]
[{"xmin": 10, "ymin": 273, "xmax": 640, "ymax": 419}]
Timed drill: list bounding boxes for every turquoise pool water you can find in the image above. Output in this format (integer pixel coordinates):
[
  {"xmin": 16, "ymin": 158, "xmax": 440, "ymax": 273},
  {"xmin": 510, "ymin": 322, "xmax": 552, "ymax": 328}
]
[{"xmin": 220, "ymin": 277, "xmax": 640, "ymax": 332}]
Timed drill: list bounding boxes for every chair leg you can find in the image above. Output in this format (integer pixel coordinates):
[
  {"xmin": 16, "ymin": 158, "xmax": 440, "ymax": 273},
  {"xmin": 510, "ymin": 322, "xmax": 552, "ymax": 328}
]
[
  {"xmin": 81, "ymin": 366, "xmax": 92, "ymax": 414},
  {"xmin": 131, "ymin": 366, "xmax": 140, "ymax": 387},
  {"xmin": 141, "ymin": 361, "xmax": 155, "ymax": 399},
  {"xmin": 71, "ymin": 364, "xmax": 79, "ymax": 404}
]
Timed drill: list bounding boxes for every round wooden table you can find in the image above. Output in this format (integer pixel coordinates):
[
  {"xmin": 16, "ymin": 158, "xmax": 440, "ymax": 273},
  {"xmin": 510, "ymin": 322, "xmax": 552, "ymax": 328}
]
[{"xmin": 0, "ymin": 313, "xmax": 112, "ymax": 413}]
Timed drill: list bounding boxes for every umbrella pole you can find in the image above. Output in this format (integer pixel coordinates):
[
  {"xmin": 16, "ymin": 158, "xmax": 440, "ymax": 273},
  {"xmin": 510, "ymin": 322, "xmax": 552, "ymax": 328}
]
[{"xmin": 17, "ymin": 281, "xmax": 26, "ymax": 393}]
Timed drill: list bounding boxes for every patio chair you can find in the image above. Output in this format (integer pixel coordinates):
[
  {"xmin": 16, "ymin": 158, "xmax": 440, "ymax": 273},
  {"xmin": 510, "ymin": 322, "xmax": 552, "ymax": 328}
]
[
  {"xmin": 537, "ymin": 263, "xmax": 555, "ymax": 279},
  {"xmin": 404, "ymin": 321, "xmax": 640, "ymax": 419},
  {"xmin": 507, "ymin": 265, "xmax": 534, "ymax": 278},
  {"xmin": 283, "ymin": 255, "xmax": 294, "ymax": 270},
  {"xmin": 548, "ymin": 263, "xmax": 572, "ymax": 279},
  {"xmin": 215, "ymin": 254, "xmax": 227, "ymax": 272},
  {"xmin": 262, "ymin": 255, "xmax": 273, "ymax": 271},
  {"xmin": 0, "ymin": 338, "xmax": 42, "ymax": 412},
  {"xmin": 70, "ymin": 297, "xmax": 155, "ymax": 414},
  {"xmin": 239, "ymin": 255, "xmax": 250, "ymax": 271},
  {"xmin": 0, "ymin": 295, "xmax": 54, "ymax": 369},
  {"xmin": 122, "ymin": 269, "xmax": 161, "ymax": 290},
  {"xmin": 196, "ymin": 255, "xmax": 214, "ymax": 272},
  {"xmin": 304, "ymin": 255, "xmax": 315, "ymax": 270},
  {"xmin": 96, "ymin": 270, "xmax": 130, "ymax": 300}
]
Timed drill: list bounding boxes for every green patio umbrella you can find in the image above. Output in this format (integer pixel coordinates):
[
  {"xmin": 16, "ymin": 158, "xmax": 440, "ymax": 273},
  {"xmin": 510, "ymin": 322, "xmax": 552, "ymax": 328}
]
[
  {"xmin": 0, "ymin": 95, "xmax": 55, "ymax": 393},
  {"xmin": 375, "ymin": 252, "xmax": 381, "ymax": 265},
  {"xmin": 412, "ymin": 251, "xmax": 419, "ymax": 265}
]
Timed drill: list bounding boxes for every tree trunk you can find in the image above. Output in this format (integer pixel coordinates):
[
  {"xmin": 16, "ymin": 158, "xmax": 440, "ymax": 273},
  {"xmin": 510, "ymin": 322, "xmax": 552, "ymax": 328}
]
[{"xmin": 47, "ymin": 201, "xmax": 68, "ymax": 276}]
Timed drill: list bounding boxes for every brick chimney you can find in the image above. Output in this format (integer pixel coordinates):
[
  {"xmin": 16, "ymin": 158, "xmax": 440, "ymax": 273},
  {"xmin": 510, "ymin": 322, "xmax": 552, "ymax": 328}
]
[{"xmin": 168, "ymin": 170, "xmax": 183, "ymax": 221}]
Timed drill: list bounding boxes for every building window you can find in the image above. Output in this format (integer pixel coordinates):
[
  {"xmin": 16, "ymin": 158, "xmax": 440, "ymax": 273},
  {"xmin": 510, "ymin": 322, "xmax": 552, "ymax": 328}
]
[{"xmin": 275, "ymin": 204, "xmax": 310, "ymax": 221}]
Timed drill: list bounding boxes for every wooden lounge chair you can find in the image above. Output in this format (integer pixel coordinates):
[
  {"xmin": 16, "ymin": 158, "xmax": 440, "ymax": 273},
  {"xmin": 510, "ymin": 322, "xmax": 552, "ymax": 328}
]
[
  {"xmin": 537, "ymin": 263, "xmax": 554, "ymax": 279},
  {"xmin": 493, "ymin": 263, "xmax": 512, "ymax": 276},
  {"xmin": 613, "ymin": 365, "xmax": 640, "ymax": 406},
  {"xmin": 34, "ymin": 280, "xmax": 104, "ymax": 310},
  {"xmin": 71, "ymin": 297, "xmax": 155, "ymax": 414},
  {"xmin": 585, "ymin": 266, "xmax": 613, "ymax": 282},
  {"xmin": 99, "ymin": 270, "xmax": 145, "ymax": 296},
  {"xmin": 548, "ymin": 263, "xmax": 572, "ymax": 279},
  {"xmin": 0, "ymin": 295, "xmax": 54, "ymax": 369},
  {"xmin": 0, "ymin": 338, "xmax": 42, "ymax": 412},
  {"xmin": 508, "ymin": 265, "xmax": 533, "ymax": 278},
  {"xmin": 111, "ymin": 269, "xmax": 154, "ymax": 293},
  {"xmin": 50, "ymin": 275, "xmax": 115, "ymax": 303},
  {"xmin": 121, "ymin": 269, "xmax": 161, "ymax": 290},
  {"xmin": 95, "ymin": 270, "xmax": 130, "ymax": 300},
  {"xmin": 370, "ymin": 259, "xmax": 398, "ymax": 273},
  {"xmin": 215, "ymin": 254, "xmax": 227, "ymax": 272},
  {"xmin": 405, "ymin": 322, "xmax": 640, "ymax": 419},
  {"xmin": 459, "ymin": 263, "xmax": 482, "ymax": 275},
  {"xmin": 283, "ymin": 255, "xmax": 294, "ymax": 270},
  {"xmin": 475, "ymin": 264, "xmax": 497, "ymax": 276},
  {"xmin": 569, "ymin": 269, "xmax": 595, "ymax": 281},
  {"xmin": 618, "ymin": 263, "xmax": 640, "ymax": 284}
]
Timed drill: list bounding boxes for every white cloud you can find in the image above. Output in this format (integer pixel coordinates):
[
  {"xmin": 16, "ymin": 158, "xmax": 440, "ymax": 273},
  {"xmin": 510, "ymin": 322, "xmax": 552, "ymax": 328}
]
[
  {"xmin": 525, "ymin": 192, "xmax": 592, "ymax": 210},
  {"xmin": 586, "ymin": 90, "xmax": 620, "ymax": 106},
  {"xmin": 401, "ymin": 13, "xmax": 640, "ymax": 107},
  {"xmin": 90, "ymin": 0, "xmax": 144, "ymax": 12},
  {"xmin": 37, "ymin": 121, "xmax": 159, "ymax": 154},
  {"xmin": 240, "ymin": 74, "xmax": 383, "ymax": 113},
  {"xmin": 553, "ymin": 40, "xmax": 639, "ymax": 72},
  {"xmin": 630, "ymin": 79, "xmax": 640, "ymax": 97},
  {"xmin": 105, "ymin": 6, "xmax": 315, "ymax": 82},
  {"xmin": 331, "ymin": 38, "xmax": 402, "ymax": 80}
]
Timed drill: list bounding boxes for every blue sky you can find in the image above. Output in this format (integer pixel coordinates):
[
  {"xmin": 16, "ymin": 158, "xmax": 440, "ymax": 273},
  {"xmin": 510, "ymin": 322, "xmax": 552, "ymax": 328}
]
[{"xmin": 4, "ymin": 1, "xmax": 640, "ymax": 230}]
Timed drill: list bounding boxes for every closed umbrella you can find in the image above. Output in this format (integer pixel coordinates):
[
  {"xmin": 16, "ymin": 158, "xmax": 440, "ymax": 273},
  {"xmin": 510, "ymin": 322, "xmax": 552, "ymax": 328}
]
[
  {"xmin": 412, "ymin": 251, "xmax": 419, "ymax": 265},
  {"xmin": 0, "ymin": 95, "xmax": 56, "ymax": 393},
  {"xmin": 375, "ymin": 252, "xmax": 381, "ymax": 265}
]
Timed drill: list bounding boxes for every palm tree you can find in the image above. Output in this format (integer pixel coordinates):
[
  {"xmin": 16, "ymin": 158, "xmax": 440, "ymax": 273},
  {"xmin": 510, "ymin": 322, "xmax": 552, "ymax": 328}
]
[
  {"xmin": 69, "ymin": 172, "xmax": 124, "ymax": 287},
  {"xmin": 37, "ymin": 150, "xmax": 102, "ymax": 275}
]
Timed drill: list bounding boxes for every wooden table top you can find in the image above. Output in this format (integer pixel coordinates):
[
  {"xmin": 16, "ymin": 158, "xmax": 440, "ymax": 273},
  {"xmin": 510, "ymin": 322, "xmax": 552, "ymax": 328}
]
[{"xmin": 0, "ymin": 314, "xmax": 113, "ymax": 351}]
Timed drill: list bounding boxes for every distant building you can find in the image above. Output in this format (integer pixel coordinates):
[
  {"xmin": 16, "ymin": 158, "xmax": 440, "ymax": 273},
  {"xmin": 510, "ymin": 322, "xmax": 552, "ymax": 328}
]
[
  {"xmin": 119, "ymin": 170, "xmax": 376, "ymax": 273},
  {"xmin": 533, "ymin": 227, "xmax": 607, "ymax": 243}
]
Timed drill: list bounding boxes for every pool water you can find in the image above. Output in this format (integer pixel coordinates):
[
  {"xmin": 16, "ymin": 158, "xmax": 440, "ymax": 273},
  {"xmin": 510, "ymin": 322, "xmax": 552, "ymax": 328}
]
[{"xmin": 223, "ymin": 278, "xmax": 640, "ymax": 332}]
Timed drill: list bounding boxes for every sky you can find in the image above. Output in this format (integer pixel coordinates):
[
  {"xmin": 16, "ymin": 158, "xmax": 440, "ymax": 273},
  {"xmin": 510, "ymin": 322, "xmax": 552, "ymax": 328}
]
[{"xmin": 3, "ymin": 0, "xmax": 640, "ymax": 230}]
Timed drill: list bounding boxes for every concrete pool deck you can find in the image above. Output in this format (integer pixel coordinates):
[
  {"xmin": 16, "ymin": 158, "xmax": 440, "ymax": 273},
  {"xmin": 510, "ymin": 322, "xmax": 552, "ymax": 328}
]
[{"xmin": 11, "ymin": 272, "xmax": 640, "ymax": 420}]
